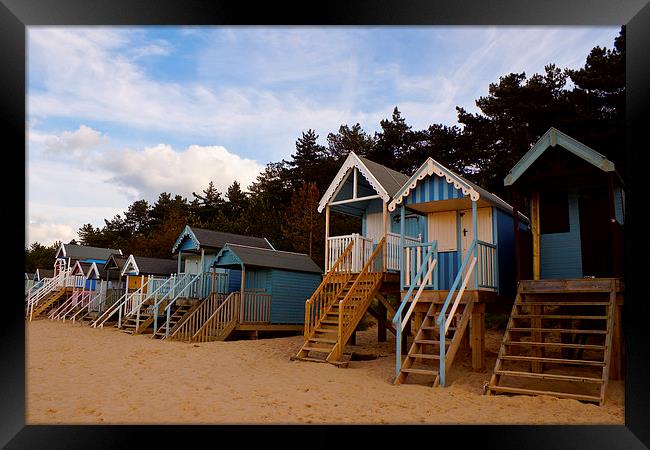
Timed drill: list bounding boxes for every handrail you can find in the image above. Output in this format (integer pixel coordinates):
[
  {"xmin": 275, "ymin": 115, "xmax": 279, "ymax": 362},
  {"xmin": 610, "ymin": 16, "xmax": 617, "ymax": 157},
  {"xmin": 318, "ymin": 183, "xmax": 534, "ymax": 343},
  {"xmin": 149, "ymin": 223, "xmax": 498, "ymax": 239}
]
[
  {"xmin": 400, "ymin": 260, "xmax": 438, "ymax": 331},
  {"xmin": 157, "ymin": 273, "xmax": 202, "ymax": 337},
  {"xmin": 304, "ymin": 240, "xmax": 355, "ymax": 340},
  {"xmin": 92, "ymin": 275, "xmax": 154, "ymax": 328},
  {"xmin": 71, "ymin": 282, "xmax": 107, "ymax": 323},
  {"xmin": 436, "ymin": 240, "xmax": 477, "ymax": 328},
  {"xmin": 436, "ymin": 239, "xmax": 478, "ymax": 387},
  {"xmin": 392, "ymin": 241, "xmax": 437, "ymax": 375},
  {"xmin": 334, "ymin": 237, "xmax": 386, "ymax": 361},
  {"xmin": 27, "ymin": 268, "xmax": 71, "ymax": 320},
  {"xmin": 191, "ymin": 291, "xmax": 241, "ymax": 343},
  {"xmin": 91, "ymin": 291, "xmax": 128, "ymax": 328},
  {"xmin": 169, "ymin": 292, "xmax": 228, "ymax": 341}
]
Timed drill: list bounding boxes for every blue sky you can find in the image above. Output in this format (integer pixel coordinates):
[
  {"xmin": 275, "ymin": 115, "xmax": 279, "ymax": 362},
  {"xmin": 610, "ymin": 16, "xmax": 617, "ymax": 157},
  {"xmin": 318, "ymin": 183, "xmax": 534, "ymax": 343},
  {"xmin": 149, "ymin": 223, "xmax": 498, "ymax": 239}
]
[{"xmin": 26, "ymin": 26, "xmax": 620, "ymax": 246}]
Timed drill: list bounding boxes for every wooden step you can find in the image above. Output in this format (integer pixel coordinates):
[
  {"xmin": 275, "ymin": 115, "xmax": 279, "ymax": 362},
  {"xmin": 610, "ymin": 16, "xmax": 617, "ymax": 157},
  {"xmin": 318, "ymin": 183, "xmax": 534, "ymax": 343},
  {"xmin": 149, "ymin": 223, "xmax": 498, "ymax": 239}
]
[
  {"xmin": 408, "ymin": 353, "xmax": 440, "ymax": 360},
  {"xmin": 301, "ymin": 346, "xmax": 333, "ymax": 353},
  {"xmin": 521, "ymin": 287, "xmax": 613, "ymax": 294},
  {"xmin": 321, "ymin": 320, "xmax": 338, "ymax": 325},
  {"xmin": 401, "ymin": 368, "xmax": 438, "ymax": 376},
  {"xmin": 291, "ymin": 355, "xmax": 328, "ymax": 363},
  {"xmin": 512, "ymin": 315, "xmax": 608, "ymax": 320},
  {"xmin": 489, "ymin": 385, "xmax": 601, "ymax": 403},
  {"xmin": 495, "ymin": 369, "xmax": 603, "ymax": 383},
  {"xmin": 499, "ymin": 355, "xmax": 605, "ymax": 366},
  {"xmin": 505, "ymin": 341, "xmax": 605, "ymax": 350},
  {"xmin": 509, "ymin": 328, "xmax": 606, "ymax": 334},
  {"xmin": 415, "ymin": 339, "xmax": 449, "ymax": 345},
  {"xmin": 314, "ymin": 328, "xmax": 337, "ymax": 334},
  {"xmin": 309, "ymin": 337, "xmax": 337, "ymax": 344},
  {"xmin": 518, "ymin": 302, "xmax": 609, "ymax": 306}
]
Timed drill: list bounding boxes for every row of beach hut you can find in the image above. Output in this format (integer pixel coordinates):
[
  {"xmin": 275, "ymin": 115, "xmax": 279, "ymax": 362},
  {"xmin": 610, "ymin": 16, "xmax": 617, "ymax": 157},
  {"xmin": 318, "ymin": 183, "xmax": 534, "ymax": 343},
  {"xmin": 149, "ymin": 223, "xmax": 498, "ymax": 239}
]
[{"xmin": 26, "ymin": 127, "xmax": 624, "ymax": 405}]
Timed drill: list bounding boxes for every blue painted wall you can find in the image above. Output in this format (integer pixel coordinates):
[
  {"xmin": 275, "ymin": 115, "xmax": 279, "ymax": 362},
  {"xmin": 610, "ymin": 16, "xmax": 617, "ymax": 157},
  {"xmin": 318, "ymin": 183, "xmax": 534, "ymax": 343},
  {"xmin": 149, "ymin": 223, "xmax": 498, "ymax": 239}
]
[
  {"xmin": 436, "ymin": 251, "xmax": 460, "ymax": 290},
  {"xmin": 403, "ymin": 173, "xmax": 465, "ymax": 206},
  {"xmin": 268, "ymin": 269, "xmax": 321, "ymax": 324},
  {"xmin": 614, "ymin": 186, "xmax": 624, "ymax": 224},
  {"xmin": 240, "ymin": 267, "xmax": 320, "ymax": 324},
  {"xmin": 178, "ymin": 238, "xmax": 200, "ymax": 252},
  {"xmin": 496, "ymin": 208, "xmax": 517, "ymax": 298},
  {"xmin": 228, "ymin": 269, "xmax": 242, "ymax": 293},
  {"xmin": 540, "ymin": 189, "xmax": 583, "ymax": 279}
]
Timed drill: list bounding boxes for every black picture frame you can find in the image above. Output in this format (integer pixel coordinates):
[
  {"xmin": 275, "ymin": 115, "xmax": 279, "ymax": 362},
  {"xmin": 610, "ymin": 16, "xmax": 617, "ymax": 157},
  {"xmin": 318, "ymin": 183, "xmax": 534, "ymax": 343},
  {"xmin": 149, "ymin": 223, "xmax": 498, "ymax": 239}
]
[{"xmin": 3, "ymin": 0, "xmax": 649, "ymax": 448}]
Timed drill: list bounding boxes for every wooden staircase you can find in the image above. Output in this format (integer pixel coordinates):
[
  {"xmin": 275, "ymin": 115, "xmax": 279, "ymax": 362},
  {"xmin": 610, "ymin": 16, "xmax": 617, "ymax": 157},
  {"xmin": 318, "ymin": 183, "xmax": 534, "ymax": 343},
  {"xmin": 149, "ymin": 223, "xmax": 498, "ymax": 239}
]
[
  {"xmin": 190, "ymin": 292, "xmax": 241, "ymax": 342},
  {"xmin": 394, "ymin": 299, "xmax": 473, "ymax": 387},
  {"xmin": 118, "ymin": 302, "xmax": 156, "ymax": 335},
  {"xmin": 488, "ymin": 278, "xmax": 619, "ymax": 405},
  {"xmin": 30, "ymin": 287, "xmax": 67, "ymax": 318},
  {"xmin": 151, "ymin": 302, "xmax": 198, "ymax": 339},
  {"xmin": 294, "ymin": 238, "xmax": 386, "ymax": 366},
  {"xmin": 169, "ymin": 293, "xmax": 229, "ymax": 341}
]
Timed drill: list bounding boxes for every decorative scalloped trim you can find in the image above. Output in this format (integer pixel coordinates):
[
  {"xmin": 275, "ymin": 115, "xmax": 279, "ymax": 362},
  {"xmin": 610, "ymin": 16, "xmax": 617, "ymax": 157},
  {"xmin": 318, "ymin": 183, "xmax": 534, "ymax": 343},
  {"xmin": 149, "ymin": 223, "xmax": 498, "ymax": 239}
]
[
  {"xmin": 388, "ymin": 159, "xmax": 479, "ymax": 211},
  {"xmin": 317, "ymin": 153, "xmax": 389, "ymax": 212},
  {"xmin": 171, "ymin": 226, "xmax": 201, "ymax": 254}
]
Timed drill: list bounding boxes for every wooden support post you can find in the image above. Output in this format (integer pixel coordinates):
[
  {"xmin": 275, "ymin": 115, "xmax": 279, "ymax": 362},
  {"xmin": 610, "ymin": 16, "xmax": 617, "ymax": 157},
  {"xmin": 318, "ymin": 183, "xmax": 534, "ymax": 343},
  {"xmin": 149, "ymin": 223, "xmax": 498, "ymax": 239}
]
[
  {"xmin": 401, "ymin": 319, "xmax": 410, "ymax": 354},
  {"xmin": 377, "ymin": 299, "xmax": 387, "ymax": 342},
  {"xmin": 470, "ymin": 302, "xmax": 485, "ymax": 371},
  {"xmin": 610, "ymin": 303, "xmax": 623, "ymax": 380},
  {"xmin": 240, "ymin": 265, "xmax": 246, "ymax": 322},
  {"xmin": 531, "ymin": 304, "xmax": 544, "ymax": 373},
  {"xmin": 325, "ymin": 205, "xmax": 330, "ymax": 272},
  {"xmin": 177, "ymin": 250, "xmax": 182, "ymax": 275},
  {"xmin": 607, "ymin": 173, "xmax": 622, "ymax": 277},
  {"xmin": 511, "ymin": 186, "xmax": 521, "ymax": 283},
  {"xmin": 531, "ymin": 191, "xmax": 541, "ymax": 280}
]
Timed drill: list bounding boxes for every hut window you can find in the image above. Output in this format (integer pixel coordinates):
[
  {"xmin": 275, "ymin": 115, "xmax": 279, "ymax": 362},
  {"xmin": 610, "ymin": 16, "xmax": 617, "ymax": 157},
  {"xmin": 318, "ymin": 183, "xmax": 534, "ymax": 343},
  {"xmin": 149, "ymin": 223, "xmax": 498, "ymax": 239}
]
[{"xmin": 539, "ymin": 191, "xmax": 570, "ymax": 234}]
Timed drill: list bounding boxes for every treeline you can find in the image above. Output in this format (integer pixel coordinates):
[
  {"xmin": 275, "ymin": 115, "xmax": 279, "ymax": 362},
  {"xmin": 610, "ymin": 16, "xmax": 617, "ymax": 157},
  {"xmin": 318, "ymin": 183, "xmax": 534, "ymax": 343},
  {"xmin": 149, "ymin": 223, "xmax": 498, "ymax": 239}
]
[{"xmin": 25, "ymin": 27, "xmax": 625, "ymax": 273}]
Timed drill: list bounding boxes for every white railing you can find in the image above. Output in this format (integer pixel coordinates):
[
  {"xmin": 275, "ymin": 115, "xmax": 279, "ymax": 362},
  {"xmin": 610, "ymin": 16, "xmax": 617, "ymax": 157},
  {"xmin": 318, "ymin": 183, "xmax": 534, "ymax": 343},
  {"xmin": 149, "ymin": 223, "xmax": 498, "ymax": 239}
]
[
  {"xmin": 403, "ymin": 241, "xmax": 438, "ymax": 289},
  {"xmin": 26, "ymin": 268, "xmax": 71, "ymax": 320},
  {"xmin": 477, "ymin": 240, "xmax": 498, "ymax": 290},
  {"xmin": 327, "ymin": 233, "xmax": 373, "ymax": 273},
  {"xmin": 118, "ymin": 275, "xmax": 168, "ymax": 328},
  {"xmin": 71, "ymin": 282, "xmax": 109, "ymax": 323},
  {"xmin": 25, "ymin": 278, "xmax": 45, "ymax": 299},
  {"xmin": 156, "ymin": 273, "xmax": 203, "ymax": 337},
  {"xmin": 386, "ymin": 232, "xmax": 421, "ymax": 272}
]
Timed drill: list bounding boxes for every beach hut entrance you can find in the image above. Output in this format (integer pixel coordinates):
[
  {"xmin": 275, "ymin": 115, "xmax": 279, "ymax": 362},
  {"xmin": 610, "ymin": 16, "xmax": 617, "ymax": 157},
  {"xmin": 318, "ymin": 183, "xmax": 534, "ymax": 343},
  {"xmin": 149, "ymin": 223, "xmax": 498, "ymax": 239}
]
[{"xmin": 578, "ymin": 186, "xmax": 613, "ymax": 278}]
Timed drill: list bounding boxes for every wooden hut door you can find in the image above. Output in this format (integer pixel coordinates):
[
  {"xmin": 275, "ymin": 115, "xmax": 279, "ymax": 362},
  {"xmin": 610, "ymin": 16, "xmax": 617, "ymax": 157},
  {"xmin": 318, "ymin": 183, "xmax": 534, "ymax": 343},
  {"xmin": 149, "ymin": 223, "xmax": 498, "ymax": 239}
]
[
  {"xmin": 460, "ymin": 207, "xmax": 493, "ymax": 288},
  {"xmin": 578, "ymin": 186, "xmax": 612, "ymax": 277}
]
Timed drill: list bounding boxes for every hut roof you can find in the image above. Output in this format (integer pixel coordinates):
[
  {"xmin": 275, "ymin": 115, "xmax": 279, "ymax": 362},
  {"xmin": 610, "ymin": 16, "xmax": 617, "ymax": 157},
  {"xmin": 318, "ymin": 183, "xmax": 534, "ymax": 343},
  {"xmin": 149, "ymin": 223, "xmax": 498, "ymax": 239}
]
[
  {"xmin": 121, "ymin": 255, "xmax": 178, "ymax": 277},
  {"xmin": 214, "ymin": 244, "xmax": 322, "ymax": 274},
  {"xmin": 504, "ymin": 127, "xmax": 616, "ymax": 186},
  {"xmin": 103, "ymin": 254, "xmax": 128, "ymax": 270},
  {"xmin": 35, "ymin": 268, "xmax": 54, "ymax": 279},
  {"xmin": 172, "ymin": 225, "xmax": 274, "ymax": 254},
  {"xmin": 318, "ymin": 151, "xmax": 410, "ymax": 212},
  {"xmin": 388, "ymin": 156, "xmax": 529, "ymax": 221},
  {"xmin": 56, "ymin": 244, "xmax": 122, "ymax": 262}
]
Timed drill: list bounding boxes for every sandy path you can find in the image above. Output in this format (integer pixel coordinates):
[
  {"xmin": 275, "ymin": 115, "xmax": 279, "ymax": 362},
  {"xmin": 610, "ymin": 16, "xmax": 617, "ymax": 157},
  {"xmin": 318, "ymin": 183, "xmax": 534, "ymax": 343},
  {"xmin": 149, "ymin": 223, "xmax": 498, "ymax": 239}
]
[{"xmin": 26, "ymin": 320, "xmax": 624, "ymax": 424}]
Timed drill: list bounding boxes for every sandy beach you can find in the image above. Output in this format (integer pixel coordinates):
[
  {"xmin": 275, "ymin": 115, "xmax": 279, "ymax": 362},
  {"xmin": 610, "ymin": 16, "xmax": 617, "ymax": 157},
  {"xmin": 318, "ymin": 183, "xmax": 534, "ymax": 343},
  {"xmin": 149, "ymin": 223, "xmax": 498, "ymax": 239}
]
[{"xmin": 26, "ymin": 319, "xmax": 624, "ymax": 424}]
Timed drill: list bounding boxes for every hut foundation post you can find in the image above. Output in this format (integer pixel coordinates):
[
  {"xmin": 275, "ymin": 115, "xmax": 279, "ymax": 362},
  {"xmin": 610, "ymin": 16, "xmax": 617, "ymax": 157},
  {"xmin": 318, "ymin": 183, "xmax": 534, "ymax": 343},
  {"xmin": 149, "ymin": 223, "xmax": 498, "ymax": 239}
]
[
  {"xmin": 377, "ymin": 300, "xmax": 387, "ymax": 342},
  {"xmin": 470, "ymin": 302, "xmax": 485, "ymax": 371}
]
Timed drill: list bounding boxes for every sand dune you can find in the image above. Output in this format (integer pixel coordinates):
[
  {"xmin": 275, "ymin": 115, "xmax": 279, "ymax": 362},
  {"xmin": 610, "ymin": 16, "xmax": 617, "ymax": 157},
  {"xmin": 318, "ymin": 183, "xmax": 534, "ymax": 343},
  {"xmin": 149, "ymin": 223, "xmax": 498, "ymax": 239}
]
[{"xmin": 26, "ymin": 320, "xmax": 624, "ymax": 424}]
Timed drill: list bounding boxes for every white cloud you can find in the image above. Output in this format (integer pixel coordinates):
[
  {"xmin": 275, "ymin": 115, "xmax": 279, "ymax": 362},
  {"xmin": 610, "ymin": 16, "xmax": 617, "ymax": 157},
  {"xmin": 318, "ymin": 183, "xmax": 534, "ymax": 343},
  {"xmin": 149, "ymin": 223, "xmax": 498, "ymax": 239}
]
[
  {"xmin": 99, "ymin": 143, "xmax": 263, "ymax": 200},
  {"xmin": 42, "ymin": 124, "xmax": 108, "ymax": 155},
  {"xmin": 26, "ymin": 128, "xmax": 265, "ymax": 245},
  {"xmin": 26, "ymin": 221, "xmax": 77, "ymax": 247}
]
